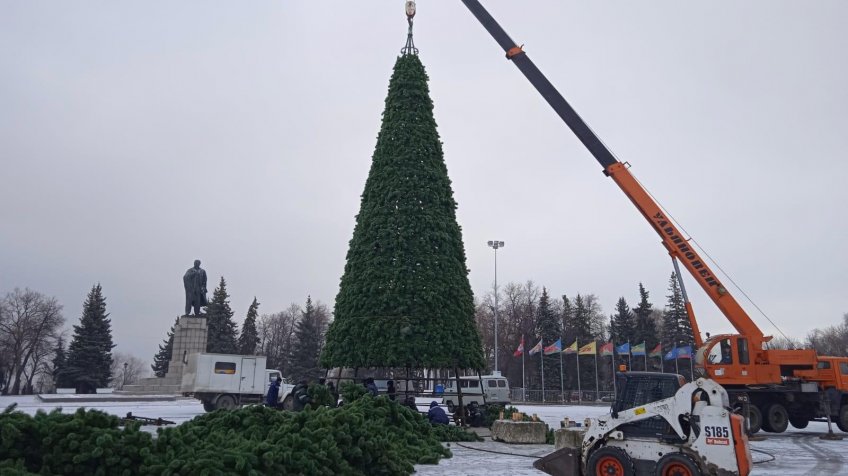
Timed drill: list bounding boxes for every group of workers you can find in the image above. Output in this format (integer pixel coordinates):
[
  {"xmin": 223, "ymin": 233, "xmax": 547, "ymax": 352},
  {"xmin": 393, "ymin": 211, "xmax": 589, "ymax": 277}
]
[{"xmin": 264, "ymin": 376, "xmax": 484, "ymax": 426}]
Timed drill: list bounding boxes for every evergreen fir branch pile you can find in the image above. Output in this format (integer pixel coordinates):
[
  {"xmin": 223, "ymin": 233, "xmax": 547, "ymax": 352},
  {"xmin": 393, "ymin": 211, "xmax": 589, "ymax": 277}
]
[
  {"xmin": 1, "ymin": 394, "xmax": 479, "ymax": 475},
  {"xmin": 322, "ymin": 52, "xmax": 484, "ymax": 371}
]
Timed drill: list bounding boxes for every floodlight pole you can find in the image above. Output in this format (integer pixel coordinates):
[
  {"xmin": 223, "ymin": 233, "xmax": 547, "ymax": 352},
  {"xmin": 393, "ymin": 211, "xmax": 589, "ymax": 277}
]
[{"xmin": 487, "ymin": 240, "xmax": 504, "ymax": 374}]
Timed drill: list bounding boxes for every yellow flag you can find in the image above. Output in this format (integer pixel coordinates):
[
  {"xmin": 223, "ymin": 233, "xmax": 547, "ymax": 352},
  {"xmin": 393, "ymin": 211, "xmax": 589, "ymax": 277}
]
[
  {"xmin": 562, "ymin": 340, "xmax": 579, "ymax": 354},
  {"xmin": 578, "ymin": 341, "xmax": 597, "ymax": 355}
]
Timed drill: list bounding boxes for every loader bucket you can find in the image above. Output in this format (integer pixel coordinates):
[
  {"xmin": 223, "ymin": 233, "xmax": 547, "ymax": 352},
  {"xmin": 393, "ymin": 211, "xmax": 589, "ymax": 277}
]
[{"xmin": 533, "ymin": 446, "xmax": 581, "ymax": 475}]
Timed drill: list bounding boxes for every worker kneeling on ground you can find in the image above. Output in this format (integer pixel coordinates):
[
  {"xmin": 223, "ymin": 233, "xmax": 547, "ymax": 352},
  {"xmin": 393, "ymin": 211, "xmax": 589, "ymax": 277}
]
[{"xmin": 428, "ymin": 401, "xmax": 449, "ymax": 425}]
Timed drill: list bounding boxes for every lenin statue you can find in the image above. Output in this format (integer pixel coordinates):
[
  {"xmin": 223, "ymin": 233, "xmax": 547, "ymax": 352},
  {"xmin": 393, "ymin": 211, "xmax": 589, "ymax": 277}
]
[{"xmin": 183, "ymin": 260, "xmax": 208, "ymax": 316}]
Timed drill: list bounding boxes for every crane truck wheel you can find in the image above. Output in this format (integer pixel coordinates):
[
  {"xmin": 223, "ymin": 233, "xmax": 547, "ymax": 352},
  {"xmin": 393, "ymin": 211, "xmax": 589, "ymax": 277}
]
[
  {"xmin": 655, "ymin": 453, "xmax": 701, "ymax": 476},
  {"xmin": 762, "ymin": 403, "xmax": 789, "ymax": 433},
  {"xmin": 746, "ymin": 405, "xmax": 762, "ymax": 434},
  {"xmin": 586, "ymin": 446, "xmax": 635, "ymax": 476},
  {"xmin": 788, "ymin": 414, "xmax": 809, "ymax": 429},
  {"xmin": 281, "ymin": 395, "xmax": 294, "ymax": 411},
  {"xmin": 214, "ymin": 394, "xmax": 237, "ymax": 411},
  {"xmin": 202, "ymin": 401, "xmax": 215, "ymax": 412},
  {"xmin": 836, "ymin": 405, "xmax": 848, "ymax": 432}
]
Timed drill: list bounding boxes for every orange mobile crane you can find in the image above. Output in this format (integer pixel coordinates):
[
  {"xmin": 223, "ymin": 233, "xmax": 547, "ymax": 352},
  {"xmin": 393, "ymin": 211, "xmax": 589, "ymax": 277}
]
[{"xmin": 460, "ymin": 0, "xmax": 848, "ymax": 434}]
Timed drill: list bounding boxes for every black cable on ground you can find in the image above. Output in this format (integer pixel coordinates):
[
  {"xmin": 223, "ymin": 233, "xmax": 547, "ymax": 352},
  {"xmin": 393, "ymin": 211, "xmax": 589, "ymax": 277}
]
[
  {"xmin": 453, "ymin": 442, "xmax": 542, "ymax": 459},
  {"xmin": 750, "ymin": 448, "xmax": 776, "ymax": 464}
]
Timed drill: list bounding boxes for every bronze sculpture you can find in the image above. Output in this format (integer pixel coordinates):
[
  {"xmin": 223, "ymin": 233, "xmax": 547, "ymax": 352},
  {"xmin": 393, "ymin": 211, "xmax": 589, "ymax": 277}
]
[{"xmin": 183, "ymin": 259, "xmax": 208, "ymax": 316}]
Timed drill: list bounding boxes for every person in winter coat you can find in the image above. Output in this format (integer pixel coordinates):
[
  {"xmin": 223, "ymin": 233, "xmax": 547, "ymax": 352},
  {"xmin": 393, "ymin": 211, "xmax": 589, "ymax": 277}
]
[
  {"xmin": 265, "ymin": 377, "xmax": 281, "ymax": 408},
  {"xmin": 428, "ymin": 401, "xmax": 449, "ymax": 425},
  {"xmin": 386, "ymin": 380, "xmax": 397, "ymax": 401},
  {"xmin": 292, "ymin": 380, "xmax": 311, "ymax": 411},
  {"xmin": 364, "ymin": 378, "xmax": 379, "ymax": 397}
]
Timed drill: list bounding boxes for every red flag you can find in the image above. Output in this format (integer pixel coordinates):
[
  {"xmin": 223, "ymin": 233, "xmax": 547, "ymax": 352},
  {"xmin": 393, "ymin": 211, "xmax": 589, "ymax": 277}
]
[
  {"xmin": 513, "ymin": 336, "xmax": 525, "ymax": 357},
  {"xmin": 599, "ymin": 342, "xmax": 614, "ymax": 356}
]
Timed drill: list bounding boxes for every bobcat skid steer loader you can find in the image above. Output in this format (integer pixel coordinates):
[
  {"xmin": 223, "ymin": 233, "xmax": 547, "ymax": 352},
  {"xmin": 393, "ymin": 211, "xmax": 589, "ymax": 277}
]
[{"xmin": 534, "ymin": 373, "xmax": 751, "ymax": 476}]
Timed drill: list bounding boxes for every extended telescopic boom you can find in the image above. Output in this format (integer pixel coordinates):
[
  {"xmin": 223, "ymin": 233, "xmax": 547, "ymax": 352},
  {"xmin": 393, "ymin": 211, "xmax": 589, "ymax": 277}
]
[{"xmin": 459, "ymin": 0, "xmax": 767, "ymax": 349}]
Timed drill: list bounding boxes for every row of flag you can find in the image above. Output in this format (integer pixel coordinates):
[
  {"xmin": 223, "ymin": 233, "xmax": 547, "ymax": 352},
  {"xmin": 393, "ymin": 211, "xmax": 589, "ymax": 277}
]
[{"xmin": 514, "ymin": 336, "xmax": 692, "ymax": 360}]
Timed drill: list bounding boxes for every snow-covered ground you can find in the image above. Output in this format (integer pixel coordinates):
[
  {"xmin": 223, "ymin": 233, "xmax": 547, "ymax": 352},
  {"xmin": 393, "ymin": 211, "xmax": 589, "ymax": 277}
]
[{"xmin": 1, "ymin": 395, "xmax": 844, "ymax": 474}]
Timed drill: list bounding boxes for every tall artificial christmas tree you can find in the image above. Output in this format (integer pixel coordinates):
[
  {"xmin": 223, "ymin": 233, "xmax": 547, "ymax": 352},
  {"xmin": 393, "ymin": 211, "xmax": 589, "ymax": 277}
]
[
  {"xmin": 321, "ymin": 47, "xmax": 484, "ymax": 370},
  {"xmin": 65, "ymin": 284, "xmax": 115, "ymax": 393}
]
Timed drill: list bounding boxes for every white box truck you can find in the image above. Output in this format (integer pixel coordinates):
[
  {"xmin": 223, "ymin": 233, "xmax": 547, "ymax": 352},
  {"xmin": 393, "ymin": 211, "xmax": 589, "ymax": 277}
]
[
  {"xmin": 441, "ymin": 373, "xmax": 510, "ymax": 412},
  {"xmin": 181, "ymin": 353, "xmax": 294, "ymax": 412}
]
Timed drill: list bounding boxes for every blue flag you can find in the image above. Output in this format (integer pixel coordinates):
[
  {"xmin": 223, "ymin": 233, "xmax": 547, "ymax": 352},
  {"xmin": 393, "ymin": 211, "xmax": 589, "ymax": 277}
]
[
  {"xmin": 616, "ymin": 343, "xmax": 630, "ymax": 354},
  {"xmin": 664, "ymin": 347, "xmax": 678, "ymax": 360},
  {"xmin": 677, "ymin": 345, "xmax": 693, "ymax": 359}
]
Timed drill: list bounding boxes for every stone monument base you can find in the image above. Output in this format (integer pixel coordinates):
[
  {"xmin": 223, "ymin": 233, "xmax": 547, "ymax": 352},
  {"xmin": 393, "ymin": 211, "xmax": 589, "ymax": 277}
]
[
  {"xmin": 491, "ymin": 420, "xmax": 548, "ymax": 444},
  {"xmin": 119, "ymin": 315, "xmax": 208, "ymax": 395}
]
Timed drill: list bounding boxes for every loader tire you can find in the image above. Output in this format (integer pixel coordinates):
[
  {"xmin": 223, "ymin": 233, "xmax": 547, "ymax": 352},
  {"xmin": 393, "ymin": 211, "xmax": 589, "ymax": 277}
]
[
  {"xmin": 587, "ymin": 446, "xmax": 635, "ymax": 476},
  {"xmin": 762, "ymin": 403, "xmax": 788, "ymax": 433},
  {"xmin": 281, "ymin": 395, "xmax": 294, "ymax": 411},
  {"xmin": 746, "ymin": 405, "xmax": 762, "ymax": 434},
  {"xmin": 836, "ymin": 405, "xmax": 848, "ymax": 432},
  {"xmin": 656, "ymin": 453, "xmax": 701, "ymax": 476}
]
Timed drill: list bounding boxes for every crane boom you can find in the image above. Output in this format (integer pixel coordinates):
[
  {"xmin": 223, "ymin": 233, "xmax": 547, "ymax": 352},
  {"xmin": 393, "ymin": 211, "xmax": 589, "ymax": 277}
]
[{"xmin": 459, "ymin": 0, "xmax": 766, "ymax": 348}]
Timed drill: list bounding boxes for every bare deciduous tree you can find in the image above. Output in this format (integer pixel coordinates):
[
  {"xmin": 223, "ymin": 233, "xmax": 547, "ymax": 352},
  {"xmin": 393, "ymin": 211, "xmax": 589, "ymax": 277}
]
[
  {"xmin": 257, "ymin": 304, "xmax": 300, "ymax": 373},
  {"xmin": 109, "ymin": 352, "xmax": 149, "ymax": 389},
  {"xmin": 0, "ymin": 289, "xmax": 64, "ymax": 395}
]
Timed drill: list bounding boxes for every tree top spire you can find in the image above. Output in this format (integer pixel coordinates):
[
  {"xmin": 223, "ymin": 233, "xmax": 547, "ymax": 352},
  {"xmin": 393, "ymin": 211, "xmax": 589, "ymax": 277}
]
[{"xmin": 402, "ymin": 1, "xmax": 418, "ymax": 56}]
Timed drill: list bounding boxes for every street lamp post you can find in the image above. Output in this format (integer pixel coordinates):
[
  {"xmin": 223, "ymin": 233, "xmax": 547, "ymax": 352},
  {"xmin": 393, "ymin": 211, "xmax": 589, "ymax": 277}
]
[
  {"xmin": 122, "ymin": 362, "xmax": 128, "ymax": 390},
  {"xmin": 487, "ymin": 240, "xmax": 504, "ymax": 374}
]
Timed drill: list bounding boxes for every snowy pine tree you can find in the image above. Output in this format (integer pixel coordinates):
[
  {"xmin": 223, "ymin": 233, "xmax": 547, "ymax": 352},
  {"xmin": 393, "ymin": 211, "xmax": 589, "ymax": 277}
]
[
  {"xmin": 65, "ymin": 284, "xmax": 115, "ymax": 393},
  {"xmin": 205, "ymin": 277, "xmax": 239, "ymax": 354},
  {"xmin": 238, "ymin": 298, "xmax": 261, "ymax": 355},
  {"xmin": 151, "ymin": 318, "xmax": 177, "ymax": 378}
]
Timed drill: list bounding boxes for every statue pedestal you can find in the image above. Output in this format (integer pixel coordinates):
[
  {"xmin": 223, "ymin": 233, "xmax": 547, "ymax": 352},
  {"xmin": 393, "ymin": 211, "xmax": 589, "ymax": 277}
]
[
  {"xmin": 118, "ymin": 315, "xmax": 208, "ymax": 395},
  {"xmin": 165, "ymin": 315, "xmax": 208, "ymax": 381}
]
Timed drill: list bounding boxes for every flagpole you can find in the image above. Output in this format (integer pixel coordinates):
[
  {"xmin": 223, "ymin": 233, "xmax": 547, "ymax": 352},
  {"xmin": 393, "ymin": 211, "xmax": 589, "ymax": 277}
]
[
  {"xmin": 627, "ymin": 341, "xmax": 631, "ymax": 371},
  {"xmin": 689, "ymin": 352, "xmax": 694, "ymax": 381},
  {"xmin": 594, "ymin": 350, "xmax": 599, "ymax": 402},
  {"xmin": 522, "ymin": 339, "xmax": 526, "ymax": 401},
  {"xmin": 559, "ymin": 350, "xmax": 564, "ymax": 401},
  {"xmin": 576, "ymin": 343, "xmax": 582, "ymax": 404},
  {"xmin": 540, "ymin": 346, "xmax": 545, "ymax": 402},
  {"xmin": 611, "ymin": 353, "xmax": 616, "ymax": 398}
]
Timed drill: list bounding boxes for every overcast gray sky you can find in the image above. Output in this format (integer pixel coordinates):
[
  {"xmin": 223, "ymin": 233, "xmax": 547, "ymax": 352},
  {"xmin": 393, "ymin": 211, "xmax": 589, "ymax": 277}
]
[{"xmin": 2, "ymin": 1, "xmax": 846, "ymax": 363}]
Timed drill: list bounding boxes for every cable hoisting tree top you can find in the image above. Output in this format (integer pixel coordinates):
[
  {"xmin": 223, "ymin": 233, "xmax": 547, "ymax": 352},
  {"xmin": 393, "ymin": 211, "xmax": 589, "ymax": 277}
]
[{"xmin": 402, "ymin": 1, "xmax": 418, "ymax": 55}]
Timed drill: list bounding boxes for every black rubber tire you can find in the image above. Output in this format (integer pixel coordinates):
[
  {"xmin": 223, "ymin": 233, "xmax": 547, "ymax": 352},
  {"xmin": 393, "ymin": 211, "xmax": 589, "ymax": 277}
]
[
  {"xmin": 836, "ymin": 405, "xmax": 848, "ymax": 432},
  {"xmin": 202, "ymin": 401, "xmax": 215, "ymax": 412},
  {"xmin": 586, "ymin": 446, "xmax": 635, "ymax": 476},
  {"xmin": 214, "ymin": 394, "xmax": 237, "ymax": 411},
  {"xmin": 281, "ymin": 395, "xmax": 294, "ymax": 411},
  {"xmin": 746, "ymin": 405, "xmax": 762, "ymax": 434},
  {"xmin": 446, "ymin": 401, "xmax": 455, "ymax": 413},
  {"xmin": 655, "ymin": 453, "xmax": 701, "ymax": 476},
  {"xmin": 788, "ymin": 414, "xmax": 809, "ymax": 429},
  {"xmin": 763, "ymin": 403, "xmax": 789, "ymax": 433}
]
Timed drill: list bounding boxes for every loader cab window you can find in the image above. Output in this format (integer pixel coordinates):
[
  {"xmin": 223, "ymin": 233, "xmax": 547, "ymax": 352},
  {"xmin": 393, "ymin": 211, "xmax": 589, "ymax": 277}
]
[
  {"xmin": 840, "ymin": 362, "xmax": 848, "ymax": 376},
  {"xmin": 708, "ymin": 339, "xmax": 733, "ymax": 364},
  {"xmin": 737, "ymin": 338, "xmax": 749, "ymax": 365}
]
